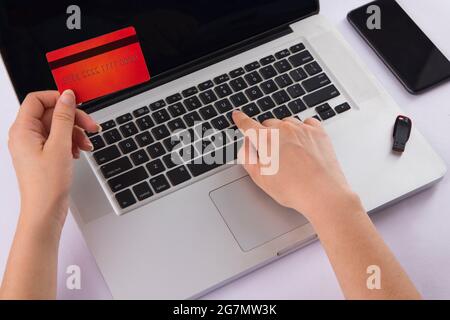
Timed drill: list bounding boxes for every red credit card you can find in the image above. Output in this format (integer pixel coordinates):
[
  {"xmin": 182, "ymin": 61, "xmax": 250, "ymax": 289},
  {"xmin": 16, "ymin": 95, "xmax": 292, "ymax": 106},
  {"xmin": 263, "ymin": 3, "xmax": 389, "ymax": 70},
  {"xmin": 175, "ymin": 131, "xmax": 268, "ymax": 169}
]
[{"xmin": 46, "ymin": 27, "xmax": 150, "ymax": 104}]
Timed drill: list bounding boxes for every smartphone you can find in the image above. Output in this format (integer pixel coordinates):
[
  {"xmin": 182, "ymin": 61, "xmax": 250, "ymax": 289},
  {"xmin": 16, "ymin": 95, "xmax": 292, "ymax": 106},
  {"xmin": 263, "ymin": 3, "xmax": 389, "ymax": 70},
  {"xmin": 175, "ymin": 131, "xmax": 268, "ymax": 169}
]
[{"xmin": 347, "ymin": 0, "xmax": 450, "ymax": 94}]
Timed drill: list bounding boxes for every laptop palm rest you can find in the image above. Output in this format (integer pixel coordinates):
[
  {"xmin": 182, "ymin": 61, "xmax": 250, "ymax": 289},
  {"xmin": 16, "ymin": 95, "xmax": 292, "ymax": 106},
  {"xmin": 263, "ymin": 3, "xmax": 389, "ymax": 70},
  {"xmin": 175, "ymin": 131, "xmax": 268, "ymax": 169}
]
[{"xmin": 209, "ymin": 176, "xmax": 309, "ymax": 252}]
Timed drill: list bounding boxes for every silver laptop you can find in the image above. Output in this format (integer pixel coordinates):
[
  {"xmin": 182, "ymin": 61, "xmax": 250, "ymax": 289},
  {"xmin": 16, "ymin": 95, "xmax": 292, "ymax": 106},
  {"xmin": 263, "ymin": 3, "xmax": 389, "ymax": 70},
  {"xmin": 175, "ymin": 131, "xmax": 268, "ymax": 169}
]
[{"xmin": 1, "ymin": 1, "xmax": 446, "ymax": 299}]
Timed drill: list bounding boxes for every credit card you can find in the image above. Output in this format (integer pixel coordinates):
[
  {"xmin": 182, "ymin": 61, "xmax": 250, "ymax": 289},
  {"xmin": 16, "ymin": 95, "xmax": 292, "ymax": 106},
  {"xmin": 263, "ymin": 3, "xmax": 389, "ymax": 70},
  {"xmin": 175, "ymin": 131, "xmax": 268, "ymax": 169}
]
[{"xmin": 46, "ymin": 27, "xmax": 150, "ymax": 104}]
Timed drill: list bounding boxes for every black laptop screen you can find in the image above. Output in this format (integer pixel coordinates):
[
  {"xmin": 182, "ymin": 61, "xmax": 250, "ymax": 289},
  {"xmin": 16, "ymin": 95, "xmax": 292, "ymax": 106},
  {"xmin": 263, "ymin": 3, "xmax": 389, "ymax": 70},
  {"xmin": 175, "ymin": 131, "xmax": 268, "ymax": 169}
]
[{"xmin": 0, "ymin": 0, "xmax": 319, "ymax": 105}]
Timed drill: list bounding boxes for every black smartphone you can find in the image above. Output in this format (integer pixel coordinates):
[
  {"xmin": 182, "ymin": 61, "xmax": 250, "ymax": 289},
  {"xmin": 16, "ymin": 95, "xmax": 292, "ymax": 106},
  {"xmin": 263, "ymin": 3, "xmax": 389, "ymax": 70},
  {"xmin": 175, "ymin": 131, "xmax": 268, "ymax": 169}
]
[{"xmin": 347, "ymin": 0, "xmax": 450, "ymax": 94}]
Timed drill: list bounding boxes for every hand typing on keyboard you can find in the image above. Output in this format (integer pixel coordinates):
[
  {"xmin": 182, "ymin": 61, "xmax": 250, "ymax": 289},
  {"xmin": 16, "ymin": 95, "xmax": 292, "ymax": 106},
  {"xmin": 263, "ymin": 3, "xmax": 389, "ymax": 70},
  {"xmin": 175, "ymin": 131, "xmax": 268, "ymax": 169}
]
[
  {"xmin": 3, "ymin": 90, "xmax": 100, "ymax": 299},
  {"xmin": 233, "ymin": 110, "xmax": 421, "ymax": 300}
]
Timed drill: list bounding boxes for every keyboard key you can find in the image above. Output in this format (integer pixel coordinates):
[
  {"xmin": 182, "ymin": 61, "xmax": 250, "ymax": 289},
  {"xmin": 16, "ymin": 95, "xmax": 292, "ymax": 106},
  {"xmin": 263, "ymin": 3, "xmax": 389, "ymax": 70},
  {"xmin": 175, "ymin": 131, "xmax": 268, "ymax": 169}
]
[
  {"xmin": 273, "ymin": 105, "xmax": 292, "ymax": 119},
  {"xmin": 132, "ymin": 182, "xmax": 153, "ymax": 201},
  {"xmin": 245, "ymin": 86, "xmax": 264, "ymax": 101},
  {"xmin": 133, "ymin": 106, "xmax": 150, "ymax": 118},
  {"xmin": 304, "ymin": 61, "xmax": 322, "ymax": 76},
  {"xmin": 274, "ymin": 74, "xmax": 293, "ymax": 88},
  {"xmin": 274, "ymin": 59, "xmax": 292, "ymax": 73},
  {"xmin": 289, "ymin": 43, "xmax": 305, "ymax": 53},
  {"xmin": 115, "ymin": 189, "xmax": 136, "ymax": 209},
  {"xmin": 187, "ymin": 159, "xmax": 221, "ymax": 177},
  {"xmin": 182, "ymin": 86, "xmax": 198, "ymax": 98},
  {"xmin": 289, "ymin": 50, "xmax": 314, "ymax": 67},
  {"xmin": 242, "ymin": 103, "xmax": 260, "ymax": 117},
  {"xmin": 211, "ymin": 115, "xmax": 230, "ymax": 130},
  {"xmin": 100, "ymin": 120, "xmax": 116, "ymax": 131},
  {"xmin": 229, "ymin": 67, "xmax": 245, "ymax": 78},
  {"xmin": 313, "ymin": 115, "xmax": 322, "ymax": 121},
  {"xmin": 302, "ymin": 73, "xmax": 331, "ymax": 92},
  {"xmin": 214, "ymin": 98, "xmax": 233, "ymax": 113},
  {"xmin": 214, "ymin": 74, "xmax": 230, "ymax": 84},
  {"xmin": 146, "ymin": 159, "xmax": 165, "ymax": 175},
  {"xmin": 214, "ymin": 83, "xmax": 233, "ymax": 98},
  {"xmin": 244, "ymin": 71, "xmax": 263, "ymax": 85},
  {"xmin": 259, "ymin": 65, "xmax": 277, "ymax": 80},
  {"xmin": 151, "ymin": 124, "xmax": 170, "ymax": 140},
  {"xmin": 230, "ymin": 92, "xmax": 249, "ymax": 108},
  {"xmin": 275, "ymin": 49, "xmax": 291, "ymax": 59},
  {"xmin": 258, "ymin": 111, "xmax": 275, "ymax": 123},
  {"xmin": 103, "ymin": 129, "xmax": 122, "ymax": 144},
  {"xmin": 149, "ymin": 175, "xmax": 171, "ymax": 193},
  {"xmin": 100, "ymin": 157, "xmax": 133, "ymax": 179},
  {"xmin": 260, "ymin": 79, "xmax": 278, "ymax": 94},
  {"xmin": 116, "ymin": 113, "xmax": 132, "ymax": 124},
  {"xmin": 149, "ymin": 100, "xmax": 166, "ymax": 111},
  {"xmin": 135, "ymin": 131, "xmax": 154, "ymax": 147},
  {"xmin": 166, "ymin": 93, "xmax": 182, "ymax": 104},
  {"xmin": 167, "ymin": 165, "xmax": 192, "ymax": 186},
  {"xmin": 287, "ymin": 84, "xmax": 306, "ymax": 98},
  {"xmin": 229, "ymin": 77, "xmax": 248, "ymax": 92},
  {"xmin": 163, "ymin": 136, "xmax": 182, "ymax": 152},
  {"xmin": 147, "ymin": 142, "xmax": 166, "ymax": 159},
  {"xmin": 335, "ymin": 102, "xmax": 351, "ymax": 114},
  {"xmin": 90, "ymin": 135, "xmax": 105, "ymax": 151},
  {"xmin": 108, "ymin": 166, "xmax": 149, "ymax": 192},
  {"xmin": 152, "ymin": 109, "xmax": 171, "ymax": 124},
  {"xmin": 163, "ymin": 153, "xmax": 182, "ymax": 169},
  {"xmin": 183, "ymin": 96, "xmax": 202, "ymax": 111},
  {"xmin": 257, "ymin": 96, "xmax": 276, "ymax": 111},
  {"xmin": 199, "ymin": 105, "xmax": 218, "ymax": 120},
  {"xmin": 178, "ymin": 145, "xmax": 198, "ymax": 163},
  {"xmin": 119, "ymin": 122, "xmax": 138, "ymax": 138},
  {"xmin": 289, "ymin": 67, "xmax": 308, "ymax": 82},
  {"xmin": 272, "ymin": 90, "xmax": 290, "ymax": 105},
  {"xmin": 130, "ymin": 150, "xmax": 150, "ymax": 166},
  {"xmin": 167, "ymin": 118, "xmax": 187, "ymax": 132},
  {"xmin": 183, "ymin": 111, "xmax": 201, "ymax": 127},
  {"xmin": 287, "ymin": 99, "xmax": 307, "ymax": 114},
  {"xmin": 199, "ymin": 90, "xmax": 218, "ymax": 105},
  {"xmin": 316, "ymin": 103, "xmax": 331, "ymax": 113},
  {"xmin": 136, "ymin": 115, "xmax": 154, "ymax": 131},
  {"xmin": 260, "ymin": 55, "xmax": 275, "ymax": 65},
  {"xmin": 244, "ymin": 61, "xmax": 260, "ymax": 72},
  {"xmin": 118, "ymin": 138, "xmax": 138, "ymax": 154},
  {"xmin": 211, "ymin": 131, "xmax": 229, "ymax": 148},
  {"xmin": 303, "ymin": 85, "xmax": 340, "ymax": 108},
  {"xmin": 194, "ymin": 122, "xmax": 213, "ymax": 138},
  {"xmin": 198, "ymin": 80, "xmax": 214, "ymax": 91},
  {"xmin": 94, "ymin": 145, "xmax": 121, "ymax": 165},
  {"xmin": 168, "ymin": 102, "xmax": 187, "ymax": 117},
  {"xmin": 319, "ymin": 109, "xmax": 336, "ymax": 120}
]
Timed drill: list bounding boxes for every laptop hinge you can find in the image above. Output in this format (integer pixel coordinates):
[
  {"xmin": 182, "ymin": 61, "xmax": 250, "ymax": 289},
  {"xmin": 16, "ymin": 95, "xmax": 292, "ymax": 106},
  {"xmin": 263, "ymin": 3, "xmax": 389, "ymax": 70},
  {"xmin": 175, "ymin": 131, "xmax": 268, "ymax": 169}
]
[{"xmin": 82, "ymin": 26, "xmax": 293, "ymax": 114}]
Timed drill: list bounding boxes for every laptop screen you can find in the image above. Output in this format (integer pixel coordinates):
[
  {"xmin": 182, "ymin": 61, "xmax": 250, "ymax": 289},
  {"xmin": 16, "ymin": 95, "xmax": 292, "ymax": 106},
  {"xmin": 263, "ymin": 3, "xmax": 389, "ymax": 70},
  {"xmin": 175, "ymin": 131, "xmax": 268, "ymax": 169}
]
[{"xmin": 0, "ymin": 0, "xmax": 319, "ymax": 107}]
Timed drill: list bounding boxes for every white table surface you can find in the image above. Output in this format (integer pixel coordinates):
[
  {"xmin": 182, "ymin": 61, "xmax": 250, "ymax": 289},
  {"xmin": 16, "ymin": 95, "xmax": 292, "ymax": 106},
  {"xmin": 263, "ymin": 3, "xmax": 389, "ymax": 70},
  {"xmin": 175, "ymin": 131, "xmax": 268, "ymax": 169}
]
[{"xmin": 0, "ymin": 0, "xmax": 449, "ymax": 299}]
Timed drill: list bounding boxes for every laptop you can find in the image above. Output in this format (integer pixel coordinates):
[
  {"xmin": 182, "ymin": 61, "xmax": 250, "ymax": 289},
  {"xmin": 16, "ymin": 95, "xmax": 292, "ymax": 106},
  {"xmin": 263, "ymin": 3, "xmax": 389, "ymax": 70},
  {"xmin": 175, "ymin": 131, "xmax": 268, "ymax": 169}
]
[{"xmin": 0, "ymin": 1, "xmax": 446, "ymax": 299}]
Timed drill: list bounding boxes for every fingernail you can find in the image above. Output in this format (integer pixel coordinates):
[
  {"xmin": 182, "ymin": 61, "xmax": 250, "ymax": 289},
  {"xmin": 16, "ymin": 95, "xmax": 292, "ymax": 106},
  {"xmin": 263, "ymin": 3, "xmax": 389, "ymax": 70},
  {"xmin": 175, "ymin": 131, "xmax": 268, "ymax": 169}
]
[
  {"xmin": 96, "ymin": 124, "xmax": 103, "ymax": 133},
  {"xmin": 87, "ymin": 142, "xmax": 94, "ymax": 151},
  {"xmin": 60, "ymin": 89, "xmax": 75, "ymax": 106}
]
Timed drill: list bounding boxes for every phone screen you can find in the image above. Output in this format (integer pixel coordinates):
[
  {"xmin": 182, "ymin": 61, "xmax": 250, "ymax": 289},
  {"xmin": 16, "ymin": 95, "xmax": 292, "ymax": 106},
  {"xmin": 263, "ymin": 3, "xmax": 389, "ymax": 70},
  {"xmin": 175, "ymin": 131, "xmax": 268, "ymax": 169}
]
[{"xmin": 347, "ymin": 0, "xmax": 450, "ymax": 94}]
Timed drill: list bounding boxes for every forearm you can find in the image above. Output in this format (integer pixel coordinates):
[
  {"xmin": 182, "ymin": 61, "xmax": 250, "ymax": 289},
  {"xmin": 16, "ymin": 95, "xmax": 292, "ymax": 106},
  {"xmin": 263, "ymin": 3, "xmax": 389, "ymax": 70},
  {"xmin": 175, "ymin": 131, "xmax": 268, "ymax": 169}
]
[
  {"xmin": 304, "ymin": 193, "xmax": 421, "ymax": 300},
  {"xmin": 0, "ymin": 211, "xmax": 62, "ymax": 299}
]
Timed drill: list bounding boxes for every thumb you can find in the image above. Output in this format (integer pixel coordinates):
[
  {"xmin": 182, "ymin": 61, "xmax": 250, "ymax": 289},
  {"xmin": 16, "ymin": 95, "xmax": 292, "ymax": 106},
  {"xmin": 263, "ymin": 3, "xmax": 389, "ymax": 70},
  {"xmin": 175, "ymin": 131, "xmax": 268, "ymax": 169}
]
[{"xmin": 48, "ymin": 90, "xmax": 76, "ymax": 150}]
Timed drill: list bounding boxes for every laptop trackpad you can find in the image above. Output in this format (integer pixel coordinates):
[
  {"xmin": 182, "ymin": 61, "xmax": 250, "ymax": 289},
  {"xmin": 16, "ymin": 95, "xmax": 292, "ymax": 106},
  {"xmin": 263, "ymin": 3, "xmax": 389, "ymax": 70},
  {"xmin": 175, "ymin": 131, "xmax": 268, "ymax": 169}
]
[{"xmin": 209, "ymin": 176, "xmax": 309, "ymax": 252}]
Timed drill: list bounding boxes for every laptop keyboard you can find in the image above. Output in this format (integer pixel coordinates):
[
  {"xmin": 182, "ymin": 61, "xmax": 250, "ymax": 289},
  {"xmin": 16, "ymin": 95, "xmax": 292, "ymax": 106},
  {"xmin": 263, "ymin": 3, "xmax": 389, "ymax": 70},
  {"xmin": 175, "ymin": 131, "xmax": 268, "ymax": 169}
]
[{"xmin": 87, "ymin": 42, "xmax": 351, "ymax": 212}]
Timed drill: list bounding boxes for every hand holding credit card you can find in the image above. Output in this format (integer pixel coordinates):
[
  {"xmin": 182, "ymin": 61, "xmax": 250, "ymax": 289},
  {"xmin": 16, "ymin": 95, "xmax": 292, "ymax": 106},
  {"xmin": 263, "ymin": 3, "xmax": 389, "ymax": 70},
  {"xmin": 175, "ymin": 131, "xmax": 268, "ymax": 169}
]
[{"xmin": 46, "ymin": 27, "xmax": 150, "ymax": 104}]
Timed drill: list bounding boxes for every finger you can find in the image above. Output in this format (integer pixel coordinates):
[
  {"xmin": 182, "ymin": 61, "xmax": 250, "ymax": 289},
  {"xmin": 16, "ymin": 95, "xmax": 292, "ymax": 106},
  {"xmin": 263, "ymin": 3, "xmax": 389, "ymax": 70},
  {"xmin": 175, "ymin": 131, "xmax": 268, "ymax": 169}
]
[
  {"xmin": 19, "ymin": 91, "xmax": 60, "ymax": 120},
  {"xmin": 73, "ymin": 126, "xmax": 94, "ymax": 152},
  {"xmin": 262, "ymin": 118, "xmax": 282, "ymax": 127},
  {"xmin": 283, "ymin": 117, "xmax": 303, "ymax": 126},
  {"xmin": 72, "ymin": 143, "xmax": 80, "ymax": 159},
  {"xmin": 76, "ymin": 109, "xmax": 101, "ymax": 133},
  {"xmin": 233, "ymin": 110, "xmax": 265, "ymax": 150},
  {"xmin": 47, "ymin": 90, "xmax": 77, "ymax": 151},
  {"xmin": 238, "ymin": 137, "xmax": 262, "ymax": 185},
  {"xmin": 232, "ymin": 110, "xmax": 265, "ymax": 132},
  {"xmin": 304, "ymin": 117, "xmax": 322, "ymax": 127}
]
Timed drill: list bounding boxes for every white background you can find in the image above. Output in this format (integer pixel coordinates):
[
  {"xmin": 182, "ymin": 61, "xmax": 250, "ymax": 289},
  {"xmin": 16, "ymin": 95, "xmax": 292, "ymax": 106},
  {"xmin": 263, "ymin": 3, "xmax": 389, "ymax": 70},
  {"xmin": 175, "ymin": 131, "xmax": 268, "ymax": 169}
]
[{"xmin": 0, "ymin": 0, "xmax": 449, "ymax": 299}]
